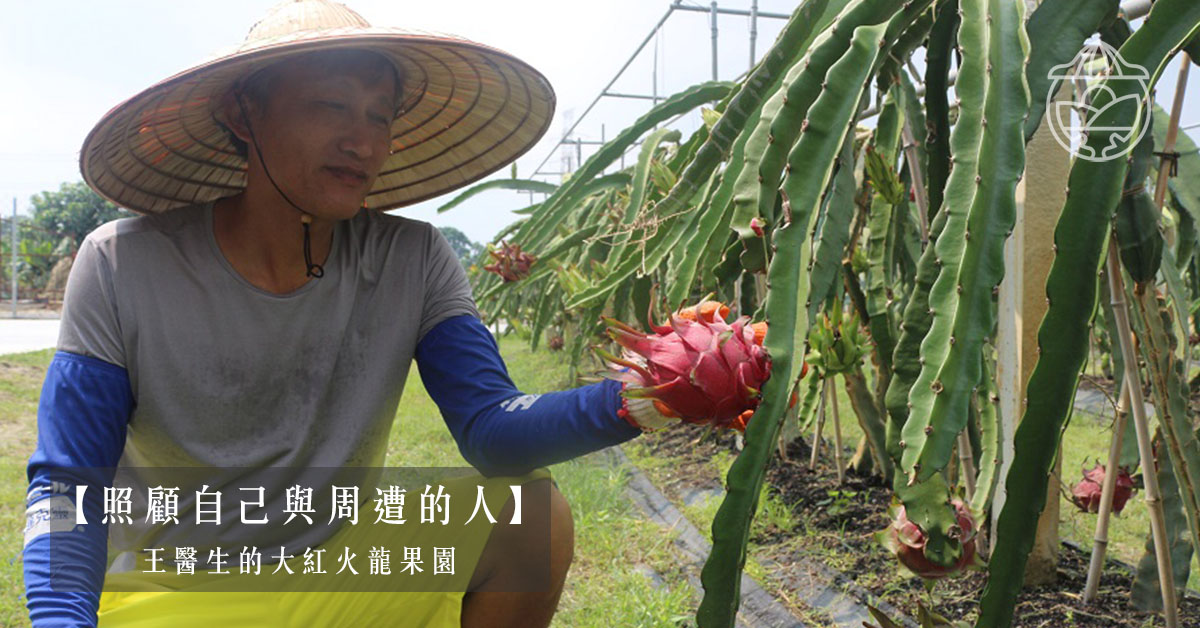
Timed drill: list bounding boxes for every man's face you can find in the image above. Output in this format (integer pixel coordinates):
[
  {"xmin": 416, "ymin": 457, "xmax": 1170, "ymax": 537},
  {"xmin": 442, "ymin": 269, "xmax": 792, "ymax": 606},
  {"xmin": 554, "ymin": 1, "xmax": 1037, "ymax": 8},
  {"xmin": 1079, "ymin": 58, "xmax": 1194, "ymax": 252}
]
[{"xmin": 244, "ymin": 56, "xmax": 396, "ymax": 220}]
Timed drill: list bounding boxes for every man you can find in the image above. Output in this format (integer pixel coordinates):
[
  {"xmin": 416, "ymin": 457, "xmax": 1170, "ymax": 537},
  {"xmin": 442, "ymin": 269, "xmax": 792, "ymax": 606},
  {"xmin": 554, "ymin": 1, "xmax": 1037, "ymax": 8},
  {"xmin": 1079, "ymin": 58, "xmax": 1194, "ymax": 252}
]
[{"xmin": 23, "ymin": 1, "xmax": 674, "ymax": 626}]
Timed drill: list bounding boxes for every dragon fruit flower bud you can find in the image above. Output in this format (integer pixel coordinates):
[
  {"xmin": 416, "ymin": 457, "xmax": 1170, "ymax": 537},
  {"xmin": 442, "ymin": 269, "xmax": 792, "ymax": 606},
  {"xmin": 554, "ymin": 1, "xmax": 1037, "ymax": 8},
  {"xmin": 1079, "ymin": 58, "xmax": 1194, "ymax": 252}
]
[
  {"xmin": 484, "ymin": 241, "xmax": 536, "ymax": 282},
  {"xmin": 750, "ymin": 217, "xmax": 766, "ymax": 237}
]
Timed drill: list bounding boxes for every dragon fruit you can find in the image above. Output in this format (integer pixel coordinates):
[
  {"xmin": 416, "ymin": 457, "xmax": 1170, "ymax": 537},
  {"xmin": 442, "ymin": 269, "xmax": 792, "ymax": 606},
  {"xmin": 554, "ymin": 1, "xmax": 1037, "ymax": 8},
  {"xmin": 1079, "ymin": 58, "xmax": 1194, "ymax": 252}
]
[
  {"xmin": 883, "ymin": 499, "xmax": 978, "ymax": 580},
  {"xmin": 483, "ymin": 241, "xmax": 535, "ymax": 282},
  {"xmin": 1071, "ymin": 463, "xmax": 1135, "ymax": 514},
  {"xmin": 597, "ymin": 305, "xmax": 771, "ymax": 431},
  {"xmin": 676, "ymin": 300, "xmax": 730, "ymax": 324}
]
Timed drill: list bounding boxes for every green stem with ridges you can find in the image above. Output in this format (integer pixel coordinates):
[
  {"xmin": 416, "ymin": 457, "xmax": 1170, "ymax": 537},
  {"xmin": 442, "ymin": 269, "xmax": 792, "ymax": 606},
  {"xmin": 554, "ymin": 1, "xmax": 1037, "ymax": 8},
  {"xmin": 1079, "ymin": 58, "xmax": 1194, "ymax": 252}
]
[
  {"xmin": 651, "ymin": 0, "xmax": 851, "ymax": 240},
  {"xmin": 697, "ymin": 19, "xmax": 896, "ymax": 627},
  {"xmin": 902, "ymin": 0, "xmax": 1029, "ymax": 485},
  {"xmin": 1130, "ymin": 284, "xmax": 1200, "ymax": 569},
  {"xmin": 807, "ymin": 132, "xmax": 859, "ymax": 324},
  {"xmin": 666, "ymin": 92, "xmax": 773, "ymax": 308},
  {"xmin": 1130, "ymin": 431, "xmax": 1194, "ymax": 611},
  {"xmin": 864, "ymin": 87, "xmax": 904, "ymax": 377},
  {"xmin": 727, "ymin": 0, "xmax": 912, "ymax": 241},
  {"xmin": 977, "ymin": 2, "xmax": 1200, "ymax": 624},
  {"xmin": 1022, "ymin": 0, "xmax": 1120, "ymax": 141},
  {"xmin": 605, "ymin": 127, "xmax": 681, "ymax": 265},
  {"xmin": 893, "ymin": 0, "xmax": 990, "ymax": 480},
  {"xmin": 515, "ymin": 81, "xmax": 732, "ymax": 251},
  {"xmin": 844, "ymin": 363, "xmax": 893, "ymax": 480},
  {"xmin": 969, "ymin": 347, "xmax": 1000, "ymax": 521},
  {"xmin": 435, "ymin": 178, "xmax": 558, "ymax": 214}
]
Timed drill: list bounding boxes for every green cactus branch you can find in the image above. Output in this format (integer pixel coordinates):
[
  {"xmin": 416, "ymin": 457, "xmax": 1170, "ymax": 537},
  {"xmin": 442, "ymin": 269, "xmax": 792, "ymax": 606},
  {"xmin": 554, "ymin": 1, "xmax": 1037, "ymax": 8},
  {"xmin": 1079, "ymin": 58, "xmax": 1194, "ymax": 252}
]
[
  {"xmin": 697, "ymin": 15, "xmax": 901, "ymax": 627},
  {"xmin": 977, "ymin": 1, "xmax": 1200, "ymax": 625}
]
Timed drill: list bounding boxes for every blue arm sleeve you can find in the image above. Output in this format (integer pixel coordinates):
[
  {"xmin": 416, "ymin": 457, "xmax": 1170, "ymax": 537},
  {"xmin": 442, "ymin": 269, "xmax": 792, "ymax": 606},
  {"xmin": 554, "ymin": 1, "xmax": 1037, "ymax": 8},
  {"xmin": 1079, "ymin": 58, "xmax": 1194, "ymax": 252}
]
[
  {"xmin": 24, "ymin": 351, "xmax": 132, "ymax": 627},
  {"xmin": 415, "ymin": 315, "xmax": 642, "ymax": 477}
]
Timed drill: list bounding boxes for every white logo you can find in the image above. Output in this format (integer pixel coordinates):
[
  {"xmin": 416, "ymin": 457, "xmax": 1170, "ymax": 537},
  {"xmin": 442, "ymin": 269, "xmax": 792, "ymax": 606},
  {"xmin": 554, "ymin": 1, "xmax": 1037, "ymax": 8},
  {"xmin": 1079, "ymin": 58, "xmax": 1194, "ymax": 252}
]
[
  {"xmin": 1045, "ymin": 40, "xmax": 1150, "ymax": 162},
  {"xmin": 500, "ymin": 394, "xmax": 542, "ymax": 412}
]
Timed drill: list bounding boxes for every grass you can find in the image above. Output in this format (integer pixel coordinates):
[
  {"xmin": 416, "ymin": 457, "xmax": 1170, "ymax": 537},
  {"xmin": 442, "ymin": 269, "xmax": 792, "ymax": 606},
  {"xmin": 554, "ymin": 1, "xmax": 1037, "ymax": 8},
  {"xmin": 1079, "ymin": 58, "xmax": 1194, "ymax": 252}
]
[
  {"xmin": 0, "ymin": 340, "xmax": 695, "ymax": 627},
  {"xmin": 5, "ymin": 336, "xmax": 1198, "ymax": 626}
]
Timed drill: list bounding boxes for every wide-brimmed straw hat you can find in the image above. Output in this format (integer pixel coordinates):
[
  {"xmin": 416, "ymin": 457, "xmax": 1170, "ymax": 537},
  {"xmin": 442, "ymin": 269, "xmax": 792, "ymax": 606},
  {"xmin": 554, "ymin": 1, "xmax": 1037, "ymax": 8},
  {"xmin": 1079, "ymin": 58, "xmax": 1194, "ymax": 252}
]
[{"xmin": 80, "ymin": 0, "xmax": 555, "ymax": 214}]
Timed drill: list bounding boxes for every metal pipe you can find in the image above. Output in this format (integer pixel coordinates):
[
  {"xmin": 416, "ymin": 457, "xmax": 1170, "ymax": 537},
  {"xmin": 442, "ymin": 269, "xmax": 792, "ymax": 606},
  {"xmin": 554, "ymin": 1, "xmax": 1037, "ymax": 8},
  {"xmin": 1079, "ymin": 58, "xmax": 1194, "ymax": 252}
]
[
  {"xmin": 10, "ymin": 199, "xmax": 16, "ymax": 318},
  {"xmin": 749, "ymin": 0, "xmax": 758, "ymax": 71},
  {"xmin": 710, "ymin": 1, "xmax": 719, "ymax": 81},
  {"xmin": 531, "ymin": 4, "xmax": 676, "ymax": 176},
  {"xmin": 670, "ymin": 2, "xmax": 789, "ymax": 19},
  {"xmin": 601, "ymin": 91, "xmax": 664, "ymax": 101}
]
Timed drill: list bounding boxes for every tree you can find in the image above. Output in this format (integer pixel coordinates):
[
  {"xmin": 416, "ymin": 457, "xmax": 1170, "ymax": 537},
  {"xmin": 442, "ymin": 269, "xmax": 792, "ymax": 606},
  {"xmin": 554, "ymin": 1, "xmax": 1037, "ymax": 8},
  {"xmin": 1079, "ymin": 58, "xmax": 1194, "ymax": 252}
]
[
  {"xmin": 4, "ymin": 182, "xmax": 132, "ymax": 295},
  {"xmin": 28, "ymin": 181, "xmax": 130, "ymax": 250},
  {"xmin": 437, "ymin": 226, "xmax": 482, "ymax": 265}
]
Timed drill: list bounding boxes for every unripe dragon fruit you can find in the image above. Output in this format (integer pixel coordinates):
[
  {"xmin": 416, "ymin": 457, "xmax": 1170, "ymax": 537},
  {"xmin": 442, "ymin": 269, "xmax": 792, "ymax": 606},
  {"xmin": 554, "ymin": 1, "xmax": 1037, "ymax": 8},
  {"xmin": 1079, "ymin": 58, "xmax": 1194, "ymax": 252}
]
[
  {"xmin": 597, "ymin": 306, "xmax": 771, "ymax": 432},
  {"xmin": 1071, "ymin": 463, "xmax": 1135, "ymax": 514},
  {"xmin": 883, "ymin": 499, "xmax": 978, "ymax": 580},
  {"xmin": 483, "ymin": 241, "xmax": 535, "ymax": 282}
]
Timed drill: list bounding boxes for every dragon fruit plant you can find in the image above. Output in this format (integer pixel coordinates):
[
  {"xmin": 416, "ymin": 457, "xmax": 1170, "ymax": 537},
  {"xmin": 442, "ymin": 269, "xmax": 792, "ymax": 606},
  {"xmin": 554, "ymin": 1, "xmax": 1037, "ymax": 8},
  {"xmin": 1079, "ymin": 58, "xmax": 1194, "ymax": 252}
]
[
  {"xmin": 483, "ymin": 241, "xmax": 536, "ymax": 282},
  {"xmin": 596, "ymin": 301, "xmax": 771, "ymax": 432},
  {"xmin": 1070, "ymin": 463, "xmax": 1135, "ymax": 515},
  {"xmin": 881, "ymin": 498, "xmax": 979, "ymax": 580}
]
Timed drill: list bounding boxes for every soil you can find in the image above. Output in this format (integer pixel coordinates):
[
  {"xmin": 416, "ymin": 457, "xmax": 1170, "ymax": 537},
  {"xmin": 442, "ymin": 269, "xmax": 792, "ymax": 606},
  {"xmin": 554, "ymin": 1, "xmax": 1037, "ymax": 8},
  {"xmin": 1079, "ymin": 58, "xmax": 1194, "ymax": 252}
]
[{"xmin": 632, "ymin": 424, "xmax": 1200, "ymax": 628}]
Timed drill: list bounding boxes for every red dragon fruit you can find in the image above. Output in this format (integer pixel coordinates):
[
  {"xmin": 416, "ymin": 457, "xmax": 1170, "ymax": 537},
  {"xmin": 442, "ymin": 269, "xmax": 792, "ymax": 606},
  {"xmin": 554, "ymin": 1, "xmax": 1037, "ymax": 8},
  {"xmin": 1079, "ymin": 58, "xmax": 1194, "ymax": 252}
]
[
  {"xmin": 1071, "ymin": 463, "xmax": 1135, "ymax": 514},
  {"xmin": 483, "ymin": 241, "xmax": 535, "ymax": 282},
  {"xmin": 883, "ymin": 499, "xmax": 978, "ymax": 580},
  {"xmin": 597, "ymin": 307, "xmax": 771, "ymax": 432},
  {"xmin": 676, "ymin": 300, "xmax": 730, "ymax": 324}
]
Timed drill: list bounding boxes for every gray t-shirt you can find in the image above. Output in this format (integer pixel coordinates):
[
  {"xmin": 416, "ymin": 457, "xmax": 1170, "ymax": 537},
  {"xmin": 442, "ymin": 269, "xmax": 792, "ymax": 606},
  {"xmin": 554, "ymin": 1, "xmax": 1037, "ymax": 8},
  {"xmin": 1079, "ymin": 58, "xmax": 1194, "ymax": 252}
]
[{"xmin": 57, "ymin": 201, "xmax": 478, "ymax": 564}]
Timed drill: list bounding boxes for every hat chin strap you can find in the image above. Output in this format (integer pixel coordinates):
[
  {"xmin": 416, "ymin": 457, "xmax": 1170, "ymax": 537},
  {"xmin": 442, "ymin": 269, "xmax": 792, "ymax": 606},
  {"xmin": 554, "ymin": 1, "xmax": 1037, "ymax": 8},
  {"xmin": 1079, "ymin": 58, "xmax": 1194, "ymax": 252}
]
[{"xmin": 236, "ymin": 92, "xmax": 325, "ymax": 279}]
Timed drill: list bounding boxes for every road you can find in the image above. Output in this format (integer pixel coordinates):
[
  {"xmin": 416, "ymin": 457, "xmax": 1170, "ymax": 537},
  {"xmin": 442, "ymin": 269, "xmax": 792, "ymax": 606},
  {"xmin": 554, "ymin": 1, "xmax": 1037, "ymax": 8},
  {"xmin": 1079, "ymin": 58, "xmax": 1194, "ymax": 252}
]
[{"xmin": 0, "ymin": 318, "xmax": 60, "ymax": 356}]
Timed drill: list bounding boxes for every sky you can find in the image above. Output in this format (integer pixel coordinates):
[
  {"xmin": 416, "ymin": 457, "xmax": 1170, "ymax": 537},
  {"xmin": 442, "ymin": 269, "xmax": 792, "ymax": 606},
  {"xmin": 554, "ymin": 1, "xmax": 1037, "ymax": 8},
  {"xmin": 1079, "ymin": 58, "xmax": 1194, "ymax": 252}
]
[{"xmin": 1, "ymin": 1, "xmax": 1198, "ymax": 244}]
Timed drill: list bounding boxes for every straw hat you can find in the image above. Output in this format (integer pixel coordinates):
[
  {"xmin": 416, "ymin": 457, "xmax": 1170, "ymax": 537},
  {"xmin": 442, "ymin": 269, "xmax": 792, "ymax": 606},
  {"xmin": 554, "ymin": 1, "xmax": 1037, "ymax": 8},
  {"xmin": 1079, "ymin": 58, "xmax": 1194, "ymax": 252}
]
[{"xmin": 80, "ymin": 0, "xmax": 555, "ymax": 214}]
